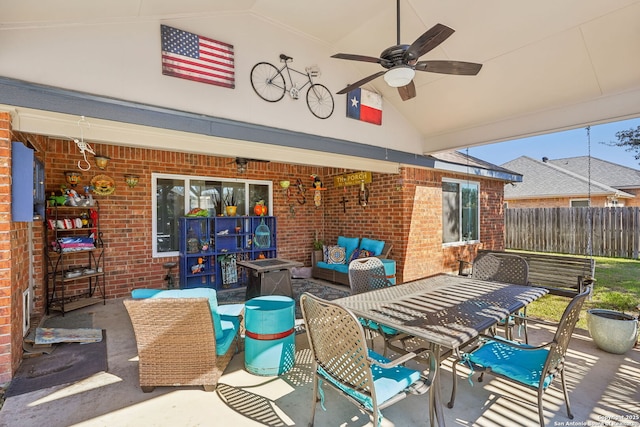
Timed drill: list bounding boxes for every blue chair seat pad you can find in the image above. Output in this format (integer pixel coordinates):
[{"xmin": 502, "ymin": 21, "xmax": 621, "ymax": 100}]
[
  {"xmin": 359, "ymin": 318, "xmax": 399, "ymax": 336},
  {"xmin": 467, "ymin": 339, "xmax": 552, "ymax": 389},
  {"xmin": 318, "ymin": 349, "xmax": 420, "ymax": 409}
]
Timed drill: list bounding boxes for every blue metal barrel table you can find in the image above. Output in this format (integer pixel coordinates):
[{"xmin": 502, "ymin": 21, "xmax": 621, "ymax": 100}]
[
  {"xmin": 244, "ymin": 295, "xmax": 296, "ymax": 376},
  {"xmin": 381, "ymin": 259, "xmax": 396, "ymax": 284}
]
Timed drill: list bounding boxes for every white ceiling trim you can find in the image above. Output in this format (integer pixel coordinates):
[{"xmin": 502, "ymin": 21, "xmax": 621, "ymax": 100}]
[
  {"xmin": 4, "ymin": 105, "xmax": 402, "ymax": 174},
  {"xmin": 426, "ymin": 86, "xmax": 640, "ymax": 153}
]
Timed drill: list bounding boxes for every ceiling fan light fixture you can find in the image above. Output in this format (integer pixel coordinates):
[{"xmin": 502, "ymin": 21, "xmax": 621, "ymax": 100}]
[{"xmin": 384, "ymin": 66, "xmax": 415, "ymax": 87}]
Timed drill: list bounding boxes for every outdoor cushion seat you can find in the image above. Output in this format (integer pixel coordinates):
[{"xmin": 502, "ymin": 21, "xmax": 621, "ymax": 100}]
[
  {"xmin": 124, "ymin": 294, "xmax": 242, "ymax": 392},
  {"xmin": 131, "ymin": 288, "xmax": 242, "ymax": 356},
  {"xmin": 464, "ymin": 337, "xmax": 552, "ymax": 389},
  {"xmin": 317, "ymin": 348, "xmax": 422, "ymax": 410},
  {"xmin": 314, "ymin": 262, "xmax": 350, "ymax": 274},
  {"xmin": 312, "ymin": 236, "xmax": 392, "ymax": 286}
]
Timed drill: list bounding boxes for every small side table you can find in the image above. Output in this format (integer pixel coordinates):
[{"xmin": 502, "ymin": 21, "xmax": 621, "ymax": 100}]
[
  {"xmin": 244, "ymin": 295, "xmax": 296, "ymax": 376},
  {"xmin": 237, "ymin": 258, "xmax": 303, "ymax": 300}
]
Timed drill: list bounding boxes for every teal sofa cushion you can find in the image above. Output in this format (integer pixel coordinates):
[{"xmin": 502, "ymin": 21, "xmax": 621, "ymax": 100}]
[
  {"xmin": 360, "ymin": 238, "xmax": 385, "ymax": 256},
  {"xmin": 338, "ymin": 236, "xmax": 360, "ymax": 261},
  {"xmin": 316, "ymin": 261, "xmax": 349, "ymax": 274}
]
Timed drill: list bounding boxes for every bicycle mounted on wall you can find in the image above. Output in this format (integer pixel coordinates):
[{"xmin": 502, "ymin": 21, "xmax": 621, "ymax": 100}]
[{"xmin": 250, "ymin": 54, "xmax": 335, "ymax": 119}]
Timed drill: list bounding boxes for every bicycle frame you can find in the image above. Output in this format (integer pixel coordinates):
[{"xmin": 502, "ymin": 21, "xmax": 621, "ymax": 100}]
[{"xmin": 277, "ymin": 59, "xmax": 313, "ymax": 98}]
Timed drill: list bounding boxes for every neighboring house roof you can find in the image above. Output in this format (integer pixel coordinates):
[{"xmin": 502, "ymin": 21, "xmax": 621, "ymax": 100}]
[
  {"xmin": 501, "ymin": 156, "xmax": 635, "ymax": 200},
  {"xmin": 548, "ymin": 156, "xmax": 640, "ymax": 190}
]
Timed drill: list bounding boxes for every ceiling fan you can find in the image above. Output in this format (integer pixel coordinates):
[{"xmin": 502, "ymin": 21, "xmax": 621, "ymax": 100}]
[
  {"xmin": 331, "ymin": 0, "xmax": 482, "ymax": 101},
  {"xmin": 230, "ymin": 157, "xmax": 270, "ymax": 174}
]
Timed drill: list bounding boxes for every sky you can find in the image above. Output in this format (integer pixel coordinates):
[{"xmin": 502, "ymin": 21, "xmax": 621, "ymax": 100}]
[{"xmin": 467, "ymin": 117, "xmax": 640, "ymax": 170}]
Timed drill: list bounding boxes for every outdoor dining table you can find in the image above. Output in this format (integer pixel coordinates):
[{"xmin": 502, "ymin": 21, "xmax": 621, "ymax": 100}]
[{"xmin": 334, "ymin": 273, "xmax": 549, "ymax": 427}]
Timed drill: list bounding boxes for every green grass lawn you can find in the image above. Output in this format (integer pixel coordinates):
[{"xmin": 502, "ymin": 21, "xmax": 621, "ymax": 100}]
[{"xmin": 526, "ymin": 255, "xmax": 640, "ymax": 330}]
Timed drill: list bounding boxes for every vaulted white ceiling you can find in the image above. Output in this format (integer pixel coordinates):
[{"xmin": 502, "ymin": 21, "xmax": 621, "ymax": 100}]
[{"xmin": 2, "ymin": 0, "xmax": 640, "ymax": 160}]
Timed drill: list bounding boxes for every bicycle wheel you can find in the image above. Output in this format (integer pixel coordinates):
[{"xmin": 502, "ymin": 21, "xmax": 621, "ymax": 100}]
[
  {"xmin": 306, "ymin": 84, "xmax": 334, "ymax": 119},
  {"xmin": 250, "ymin": 62, "xmax": 286, "ymax": 102}
]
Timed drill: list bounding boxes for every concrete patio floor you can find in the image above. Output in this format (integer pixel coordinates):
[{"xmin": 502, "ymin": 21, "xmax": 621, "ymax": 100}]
[{"xmin": 1, "ymin": 292, "xmax": 638, "ymax": 427}]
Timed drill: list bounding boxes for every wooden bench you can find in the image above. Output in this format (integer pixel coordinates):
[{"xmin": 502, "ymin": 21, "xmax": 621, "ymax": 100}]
[{"xmin": 460, "ymin": 250, "xmax": 596, "ymax": 298}]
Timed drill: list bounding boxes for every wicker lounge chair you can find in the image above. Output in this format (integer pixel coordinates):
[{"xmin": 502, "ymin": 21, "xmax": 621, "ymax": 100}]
[
  {"xmin": 124, "ymin": 296, "xmax": 239, "ymax": 392},
  {"xmin": 300, "ymin": 293, "xmax": 433, "ymax": 427},
  {"xmin": 448, "ymin": 289, "xmax": 590, "ymax": 426}
]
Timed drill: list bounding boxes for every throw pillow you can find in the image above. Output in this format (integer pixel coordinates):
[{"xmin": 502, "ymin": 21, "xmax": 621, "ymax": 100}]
[
  {"xmin": 357, "ymin": 249, "xmax": 372, "ymax": 259},
  {"xmin": 348, "ymin": 248, "xmax": 361, "ymax": 263},
  {"xmin": 322, "ymin": 244, "xmax": 332, "ymax": 262},
  {"xmin": 327, "ymin": 246, "xmax": 347, "ymax": 264},
  {"xmin": 360, "ymin": 238, "xmax": 385, "ymax": 256}
]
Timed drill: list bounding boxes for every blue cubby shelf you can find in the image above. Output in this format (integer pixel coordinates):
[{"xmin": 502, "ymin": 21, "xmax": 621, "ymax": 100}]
[{"xmin": 179, "ymin": 216, "xmax": 277, "ymax": 290}]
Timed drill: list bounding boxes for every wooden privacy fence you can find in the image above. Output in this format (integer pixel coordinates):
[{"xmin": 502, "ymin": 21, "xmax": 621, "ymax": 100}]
[{"xmin": 505, "ymin": 207, "xmax": 640, "ymax": 259}]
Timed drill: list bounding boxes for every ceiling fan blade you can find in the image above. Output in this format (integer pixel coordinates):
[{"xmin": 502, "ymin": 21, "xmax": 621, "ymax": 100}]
[
  {"xmin": 331, "ymin": 53, "xmax": 382, "ymax": 64},
  {"xmin": 415, "ymin": 60, "xmax": 482, "ymax": 75},
  {"xmin": 237, "ymin": 157, "xmax": 270, "ymax": 163},
  {"xmin": 336, "ymin": 71, "xmax": 386, "ymax": 94},
  {"xmin": 404, "ymin": 24, "xmax": 455, "ymax": 62},
  {"xmin": 397, "ymin": 81, "xmax": 416, "ymax": 101}
]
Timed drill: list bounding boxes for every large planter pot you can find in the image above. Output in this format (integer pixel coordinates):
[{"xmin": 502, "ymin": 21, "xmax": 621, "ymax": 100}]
[{"xmin": 586, "ymin": 309, "xmax": 638, "ymax": 354}]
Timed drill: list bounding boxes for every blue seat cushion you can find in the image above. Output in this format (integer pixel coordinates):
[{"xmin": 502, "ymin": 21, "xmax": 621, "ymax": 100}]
[
  {"xmin": 467, "ymin": 339, "xmax": 552, "ymax": 388},
  {"xmin": 361, "ymin": 319, "xmax": 399, "ymax": 336},
  {"xmin": 316, "ymin": 261, "xmax": 349, "ymax": 274},
  {"xmin": 318, "ymin": 349, "xmax": 421, "ymax": 410},
  {"xmin": 131, "ymin": 288, "xmax": 163, "ymax": 299},
  {"xmin": 216, "ymin": 316, "xmax": 240, "ymax": 356},
  {"xmin": 359, "ymin": 238, "xmax": 385, "ymax": 256}
]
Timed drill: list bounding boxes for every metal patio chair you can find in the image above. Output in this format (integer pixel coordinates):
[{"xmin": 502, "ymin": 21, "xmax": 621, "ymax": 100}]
[
  {"xmin": 300, "ymin": 293, "xmax": 434, "ymax": 427},
  {"xmin": 470, "ymin": 252, "xmax": 530, "ymax": 342},
  {"xmin": 348, "ymin": 257, "xmax": 408, "ymax": 354},
  {"xmin": 448, "ymin": 288, "xmax": 590, "ymax": 426}
]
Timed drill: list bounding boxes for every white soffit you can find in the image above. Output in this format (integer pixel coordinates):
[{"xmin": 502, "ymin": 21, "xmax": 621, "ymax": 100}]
[{"xmin": 4, "ymin": 106, "xmax": 401, "ymax": 174}]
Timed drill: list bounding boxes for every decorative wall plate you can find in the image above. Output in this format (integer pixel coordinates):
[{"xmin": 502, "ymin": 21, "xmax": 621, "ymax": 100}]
[{"xmin": 91, "ymin": 174, "xmax": 115, "ymax": 195}]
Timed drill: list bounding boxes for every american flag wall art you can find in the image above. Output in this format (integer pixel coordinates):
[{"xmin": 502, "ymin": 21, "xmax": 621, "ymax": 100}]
[{"xmin": 161, "ymin": 25, "xmax": 235, "ymax": 88}]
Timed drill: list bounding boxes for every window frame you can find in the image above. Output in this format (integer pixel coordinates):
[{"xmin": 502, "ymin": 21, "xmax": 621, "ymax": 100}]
[
  {"xmin": 152, "ymin": 173, "xmax": 273, "ymax": 258},
  {"xmin": 570, "ymin": 198, "xmax": 590, "ymax": 207},
  {"xmin": 442, "ymin": 178, "xmax": 480, "ymax": 246}
]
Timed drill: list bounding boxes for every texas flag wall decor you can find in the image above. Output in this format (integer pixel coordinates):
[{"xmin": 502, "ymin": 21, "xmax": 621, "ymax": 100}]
[{"xmin": 346, "ymin": 88, "xmax": 382, "ymax": 125}]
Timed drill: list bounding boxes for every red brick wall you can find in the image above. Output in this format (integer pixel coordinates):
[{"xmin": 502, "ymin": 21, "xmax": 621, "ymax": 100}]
[
  {"xmin": 40, "ymin": 139, "xmax": 506, "ymax": 293},
  {"xmin": 1, "ymin": 113, "xmax": 36, "ymax": 383},
  {"xmin": 0, "ymin": 112, "xmax": 13, "ymax": 383},
  {"xmin": 42, "ymin": 139, "xmax": 324, "ymax": 300},
  {"xmin": 318, "ymin": 167, "xmax": 505, "ymax": 282}
]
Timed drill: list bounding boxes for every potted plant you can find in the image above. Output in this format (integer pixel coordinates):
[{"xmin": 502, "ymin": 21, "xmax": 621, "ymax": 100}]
[
  {"xmin": 312, "ymin": 231, "xmax": 324, "ymax": 264},
  {"xmin": 587, "ymin": 291, "xmax": 639, "ymax": 354},
  {"xmin": 224, "ymin": 189, "xmax": 237, "ymax": 216}
]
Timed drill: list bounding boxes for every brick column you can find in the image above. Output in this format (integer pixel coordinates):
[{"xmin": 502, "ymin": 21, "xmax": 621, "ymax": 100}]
[{"xmin": 0, "ymin": 111, "xmax": 13, "ymax": 382}]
